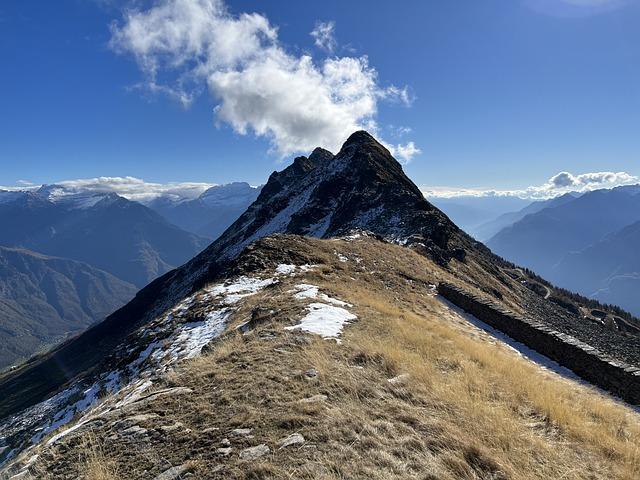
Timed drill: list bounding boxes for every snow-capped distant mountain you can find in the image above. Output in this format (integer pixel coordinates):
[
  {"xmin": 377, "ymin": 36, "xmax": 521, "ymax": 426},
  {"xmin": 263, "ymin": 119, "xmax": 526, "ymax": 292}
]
[
  {"xmin": 35, "ymin": 185, "xmax": 119, "ymax": 210},
  {"xmin": 0, "ymin": 190, "xmax": 27, "ymax": 205},
  {"xmin": 0, "ymin": 190, "xmax": 210, "ymax": 287},
  {"xmin": 147, "ymin": 182, "xmax": 262, "ymax": 239}
]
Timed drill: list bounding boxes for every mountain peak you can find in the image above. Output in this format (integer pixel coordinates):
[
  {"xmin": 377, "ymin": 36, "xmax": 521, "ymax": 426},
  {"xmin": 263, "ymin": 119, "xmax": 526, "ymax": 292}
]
[
  {"xmin": 308, "ymin": 147, "xmax": 334, "ymax": 163},
  {"xmin": 0, "ymin": 131, "xmax": 473, "ymax": 424},
  {"xmin": 342, "ymin": 130, "xmax": 381, "ymax": 149},
  {"xmin": 191, "ymin": 130, "xmax": 466, "ymax": 265}
]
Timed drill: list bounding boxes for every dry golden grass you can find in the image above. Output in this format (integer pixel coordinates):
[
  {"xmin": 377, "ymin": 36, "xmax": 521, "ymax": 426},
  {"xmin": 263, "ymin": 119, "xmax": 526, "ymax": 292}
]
[
  {"xmin": 78, "ymin": 434, "xmax": 121, "ymax": 480},
  {"xmin": 20, "ymin": 236, "xmax": 640, "ymax": 479},
  {"xmin": 329, "ymin": 280, "xmax": 640, "ymax": 479}
]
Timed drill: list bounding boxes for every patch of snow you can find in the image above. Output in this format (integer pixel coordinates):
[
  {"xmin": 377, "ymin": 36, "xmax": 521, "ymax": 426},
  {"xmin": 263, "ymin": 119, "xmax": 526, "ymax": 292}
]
[
  {"xmin": 291, "ymin": 284, "xmax": 350, "ymax": 307},
  {"xmin": 335, "ymin": 252, "xmax": 348, "ymax": 263},
  {"xmin": 199, "ymin": 182, "xmax": 260, "ymax": 208},
  {"xmin": 285, "ymin": 302, "xmax": 356, "ymax": 340},
  {"xmin": 129, "ymin": 340, "xmax": 162, "ymax": 373},
  {"xmin": 103, "ymin": 371, "xmax": 121, "ymax": 394},
  {"xmin": 38, "ymin": 187, "xmax": 111, "ymax": 210},
  {"xmin": 45, "ymin": 421, "xmax": 85, "ymax": 446},
  {"xmin": 307, "ymin": 212, "xmax": 333, "ymax": 237},
  {"xmin": 162, "ymin": 309, "xmax": 231, "ymax": 360},
  {"xmin": 391, "ymin": 236, "xmax": 409, "ymax": 246},
  {"xmin": 115, "ymin": 379, "xmax": 154, "ymax": 408},
  {"xmin": 30, "ymin": 382, "xmax": 101, "ymax": 445},
  {"xmin": 275, "ymin": 264, "xmax": 296, "ymax": 275},
  {"xmin": 207, "ymin": 276, "xmax": 276, "ymax": 304},
  {"xmin": 351, "ymin": 206, "xmax": 386, "ymax": 230}
]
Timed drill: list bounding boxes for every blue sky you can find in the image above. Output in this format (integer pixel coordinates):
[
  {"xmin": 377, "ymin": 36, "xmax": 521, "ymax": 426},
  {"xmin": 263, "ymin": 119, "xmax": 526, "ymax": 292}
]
[{"xmin": 1, "ymin": 0, "xmax": 639, "ymax": 196}]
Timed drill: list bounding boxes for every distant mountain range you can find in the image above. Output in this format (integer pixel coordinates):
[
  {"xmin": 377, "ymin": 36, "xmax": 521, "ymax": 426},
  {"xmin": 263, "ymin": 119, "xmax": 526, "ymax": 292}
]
[
  {"xmin": 0, "ymin": 188, "xmax": 210, "ymax": 287},
  {"xmin": 487, "ymin": 185, "xmax": 640, "ymax": 314},
  {"xmin": 0, "ymin": 246, "xmax": 137, "ymax": 369},
  {"xmin": 472, "ymin": 193, "xmax": 579, "ymax": 241},
  {"xmin": 146, "ymin": 182, "xmax": 261, "ymax": 239},
  {"xmin": 0, "ymin": 183, "xmax": 261, "ymax": 367},
  {"xmin": 428, "ymin": 195, "xmax": 530, "ymax": 240},
  {"xmin": 553, "ymin": 220, "xmax": 640, "ymax": 314}
]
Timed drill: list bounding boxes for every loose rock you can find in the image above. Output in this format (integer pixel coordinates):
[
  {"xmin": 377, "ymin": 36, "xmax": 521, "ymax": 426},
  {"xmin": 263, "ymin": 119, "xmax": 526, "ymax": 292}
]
[
  {"xmin": 152, "ymin": 463, "xmax": 191, "ymax": 480},
  {"xmin": 239, "ymin": 444, "xmax": 270, "ymax": 461},
  {"xmin": 279, "ymin": 433, "xmax": 305, "ymax": 449}
]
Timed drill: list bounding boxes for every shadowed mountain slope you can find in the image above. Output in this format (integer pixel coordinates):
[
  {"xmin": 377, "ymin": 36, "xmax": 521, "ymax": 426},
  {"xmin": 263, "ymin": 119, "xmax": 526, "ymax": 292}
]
[
  {"xmin": 487, "ymin": 185, "xmax": 640, "ymax": 278},
  {"xmin": 0, "ymin": 247, "xmax": 137, "ymax": 369},
  {"xmin": 554, "ymin": 220, "xmax": 640, "ymax": 315}
]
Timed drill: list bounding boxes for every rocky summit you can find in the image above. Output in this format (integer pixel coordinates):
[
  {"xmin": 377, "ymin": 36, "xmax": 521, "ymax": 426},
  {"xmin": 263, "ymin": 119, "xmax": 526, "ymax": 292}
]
[{"xmin": 1, "ymin": 132, "xmax": 639, "ymax": 480}]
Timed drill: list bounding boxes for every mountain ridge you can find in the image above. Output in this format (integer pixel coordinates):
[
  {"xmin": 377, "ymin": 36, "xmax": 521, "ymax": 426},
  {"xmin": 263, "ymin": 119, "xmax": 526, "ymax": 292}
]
[
  {"xmin": 2, "ymin": 132, "xmax": 639, "ymax": 475},
  {"xmin": 0, "ymin": 130, "xmax": 478, "ymax": 420}
]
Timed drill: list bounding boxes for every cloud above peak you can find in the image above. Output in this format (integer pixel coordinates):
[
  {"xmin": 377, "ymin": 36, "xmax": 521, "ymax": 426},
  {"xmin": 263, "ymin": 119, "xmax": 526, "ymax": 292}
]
[{"xmin": 110, "ymin": 0, "xmax": 418, "ymax": 161}]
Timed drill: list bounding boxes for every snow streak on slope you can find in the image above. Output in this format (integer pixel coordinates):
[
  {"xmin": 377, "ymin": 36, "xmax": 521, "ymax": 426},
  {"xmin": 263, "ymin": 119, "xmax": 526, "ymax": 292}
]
[{"xmin": 0, "ymin": 264, "xmax": 314, "ymax": 470}]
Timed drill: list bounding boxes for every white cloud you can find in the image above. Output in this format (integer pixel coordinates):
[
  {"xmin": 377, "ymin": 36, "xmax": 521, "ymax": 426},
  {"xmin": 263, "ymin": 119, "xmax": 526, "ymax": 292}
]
[
  {"xmin": 387, "ymin": 141, "xmax": 421, "ymax": 163},
  {"xmin": 422, "ymin": 170, "xmax": 639, "ymax": 199},
  {"xmin": 310, "ymin": 21, "xmax": 337, "ymax": 53},
  {"xmin": 548, "ymin": 171, "xmax": 637, "ymax": 189},
  {"xmin": 110, "ymin": 0, "xmax": 417, "ymax": 159},
  {"xmin": 19, "ymin": 176, "xmax": 216, "ymax": 202}
]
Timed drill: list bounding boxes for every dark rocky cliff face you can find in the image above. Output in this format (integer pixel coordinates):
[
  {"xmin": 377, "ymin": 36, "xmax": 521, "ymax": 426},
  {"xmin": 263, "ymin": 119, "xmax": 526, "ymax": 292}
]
[{"xmin": 196, "ymin": 130, "xmax": 470, "ymax": 265}]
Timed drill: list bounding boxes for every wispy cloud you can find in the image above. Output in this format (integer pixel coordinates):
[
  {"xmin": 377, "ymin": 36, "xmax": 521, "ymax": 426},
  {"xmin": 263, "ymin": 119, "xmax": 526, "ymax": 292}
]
[
  {"xmin": 423, "ymin": 170, "xmax": 639, "ymax": 199},
  {"xmin": 109, "ymin": 0, "xmax": 418, "ymax": 161},
  {"xmin": 524, "ymin": 0, "xmax": 631, "ymax": 17},
  {"xmin": 310, "ymin": 21, "xmax": 337, "ymax": 53}
]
